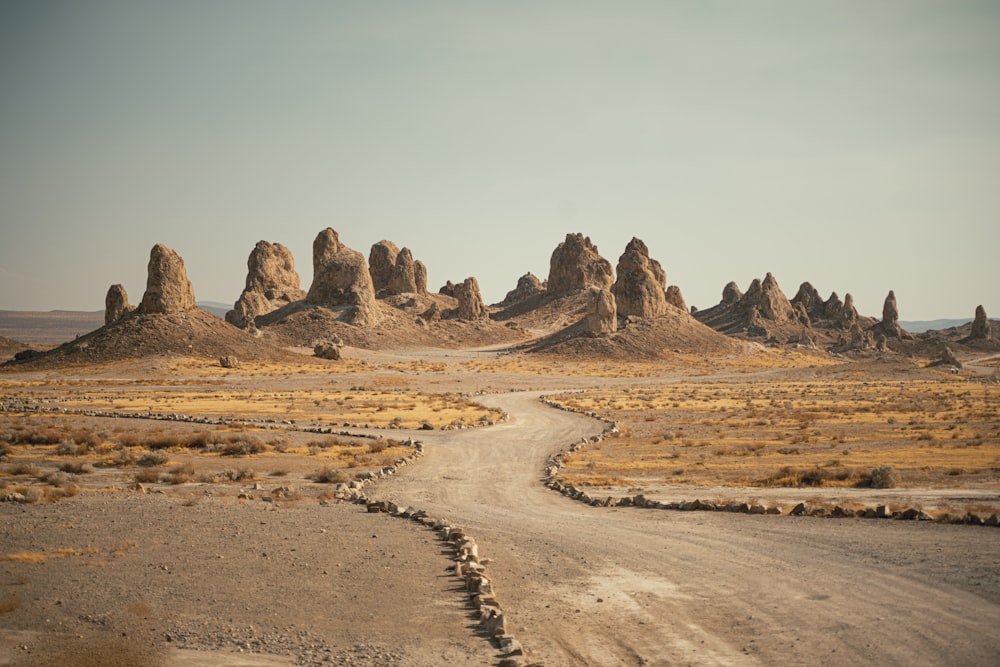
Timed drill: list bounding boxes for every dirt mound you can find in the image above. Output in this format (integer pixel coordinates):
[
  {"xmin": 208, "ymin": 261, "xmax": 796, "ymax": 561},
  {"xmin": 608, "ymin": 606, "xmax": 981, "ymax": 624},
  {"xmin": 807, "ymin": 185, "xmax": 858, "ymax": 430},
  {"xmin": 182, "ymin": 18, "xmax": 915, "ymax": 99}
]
[
  {"xmin": 528, "ymin": 305, "xmax": 740, "ymax": 359},
  {"xmin": 4, "ymin": 309, "xmax": 298, "ymax": 367}
]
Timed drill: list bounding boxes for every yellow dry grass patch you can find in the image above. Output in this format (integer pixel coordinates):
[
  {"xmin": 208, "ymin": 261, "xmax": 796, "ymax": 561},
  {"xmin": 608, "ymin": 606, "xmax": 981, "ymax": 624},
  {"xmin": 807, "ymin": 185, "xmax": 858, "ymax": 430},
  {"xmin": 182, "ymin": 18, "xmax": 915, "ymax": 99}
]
[
  {"xmin": 462, "ymin": 348, "xmax": 835, "ymax": 378},
  {"xmin": 3, "ymin": 385, "xmax": 500, "ymax": 430},
  {"xmin": 551, "ymin": 377, "xmax": 1000, "ymax": 489}
]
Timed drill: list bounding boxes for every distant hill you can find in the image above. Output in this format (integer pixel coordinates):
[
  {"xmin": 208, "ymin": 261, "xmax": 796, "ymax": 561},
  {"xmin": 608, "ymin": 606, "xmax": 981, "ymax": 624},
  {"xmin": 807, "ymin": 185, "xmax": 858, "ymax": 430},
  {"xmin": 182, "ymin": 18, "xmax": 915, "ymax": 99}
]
[
  {"xmin": 900, "ymin": 319, "xmax": 971, "ymax": 333},
  {"xmin": 0, "ymin": 303, "xmax": 227, "ymax": 346},
  {"xmin": 196, "ymin": 301, "xmax": 231, "ymax": 319}
]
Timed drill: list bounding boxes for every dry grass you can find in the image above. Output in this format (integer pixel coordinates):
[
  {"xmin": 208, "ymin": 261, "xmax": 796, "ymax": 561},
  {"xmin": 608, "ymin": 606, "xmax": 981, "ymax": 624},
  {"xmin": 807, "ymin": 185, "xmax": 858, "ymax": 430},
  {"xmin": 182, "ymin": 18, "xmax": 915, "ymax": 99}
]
[{"xmin": 551, "ymin": 378, "xmax": 1000, "ymax": 491}]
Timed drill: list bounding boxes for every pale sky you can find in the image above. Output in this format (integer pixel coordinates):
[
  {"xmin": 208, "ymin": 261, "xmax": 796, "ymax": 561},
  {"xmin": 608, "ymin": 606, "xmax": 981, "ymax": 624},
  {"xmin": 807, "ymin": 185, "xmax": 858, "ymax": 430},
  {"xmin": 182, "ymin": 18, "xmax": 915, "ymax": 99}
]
[{"xmin": 1, "ymin": 1, "xmax": 998, "ymax": 320}]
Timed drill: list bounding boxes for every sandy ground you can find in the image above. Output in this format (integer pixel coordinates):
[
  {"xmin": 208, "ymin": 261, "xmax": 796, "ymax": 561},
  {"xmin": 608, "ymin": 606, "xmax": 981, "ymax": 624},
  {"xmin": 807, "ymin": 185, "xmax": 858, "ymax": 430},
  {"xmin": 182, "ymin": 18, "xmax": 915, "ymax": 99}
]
[{"xmin": 2, "ymin": 351, "xmax": 999, "ymax": 666}]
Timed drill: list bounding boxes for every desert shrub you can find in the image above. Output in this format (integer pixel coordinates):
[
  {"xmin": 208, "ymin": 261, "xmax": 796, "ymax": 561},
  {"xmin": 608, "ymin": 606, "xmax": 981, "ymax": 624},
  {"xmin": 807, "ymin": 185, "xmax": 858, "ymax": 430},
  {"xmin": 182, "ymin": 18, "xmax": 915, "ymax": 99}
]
[
  {"xmin": 59, "ymin": 461, "xmax": 94, "ymax": 474},
  {"xmin": 5, "ymin": 463, "xmax": 41, "ymax": 477},
  {"xmin": 57, "ymin": 439, "xmax": 84, "ymax": 456},
  {"xmin": 133, "ymin": 468, "xmax": 161, "ymax": 484},
  {"xmin": 219, "ymin": 437, "xmax": 267, "ymax": 457},
  {"xmin": 204, "ymin": 468, "xmax": 258, "ymax": 483},
  {"xmin": 163, "ymin": 463, "xmax": 194, "ymax": 484},
  {"xmin": 368, "ymin": 440, "xmax": 388, "ymax": 454},
  {"xmin": 44, "ymin": 483, "xmax": 79, "ymax": 501},
  {"xmin": 137, "ymin": 450, "xmax": 169, "ymax": 467},
  {"xmin": 859, "ymin": 465, "xmax": 898, "ymax": 489},
  {"xmin": 309, "ymin": 466, "xmax": 349, "ymax": 484},
  {"xmin": 40, "ymin": 471, "xmax": 71, "ymax": 486}
]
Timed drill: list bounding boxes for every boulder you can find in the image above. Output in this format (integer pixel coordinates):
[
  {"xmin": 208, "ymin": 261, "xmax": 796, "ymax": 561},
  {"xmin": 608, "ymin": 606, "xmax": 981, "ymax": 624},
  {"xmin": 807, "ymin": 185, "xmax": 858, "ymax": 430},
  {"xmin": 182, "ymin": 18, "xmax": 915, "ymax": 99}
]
[
  {"xmin": 584, "ymin": 287, "xmax": 617, "ymax": 335},
  {"xmin": 306, "ymin": 228, "xmax": 379, "ymax": 326},
  {"xmin": 501, "ymin": 272, "xmax": 545, "ymax": 305},
  {"xmin": 314, "ymin": 341, "xmax": 343, "ymax": 360},
  {"xmin": 665, "ymin": 285, "xmax": 687, "ymax": 312},
  {"xmin": 970, "ymin": 305, "xmax": 992, "ymax": 340},
  {"xmin": 612, "ymin": 237, "xmax": 667, "ymax": 319},
  {"xmin": 137, "ymin": 244, "xmax": 197, "ymax": 315},
  {"xmin": 454, "ymin": 277, "xmax": 488, "ymax": 321},
  {"xmin": 105, "ymin": 284, "xmax": 133, "ymax": 325},
  {"xmin": 219, "ymin": 355, "xmax": 239, "ymax": 368},
  {"xmin": 546, "ymin": 233, "xmax": 614, "ymax": 296}
]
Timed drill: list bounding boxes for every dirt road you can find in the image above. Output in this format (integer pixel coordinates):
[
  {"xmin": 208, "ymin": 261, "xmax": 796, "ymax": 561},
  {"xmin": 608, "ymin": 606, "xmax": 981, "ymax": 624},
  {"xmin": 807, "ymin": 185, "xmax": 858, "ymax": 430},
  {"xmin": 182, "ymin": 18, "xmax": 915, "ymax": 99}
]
[{"xmin": 377, "ymin": 391, "xmax": 1000, "ymax": 666}]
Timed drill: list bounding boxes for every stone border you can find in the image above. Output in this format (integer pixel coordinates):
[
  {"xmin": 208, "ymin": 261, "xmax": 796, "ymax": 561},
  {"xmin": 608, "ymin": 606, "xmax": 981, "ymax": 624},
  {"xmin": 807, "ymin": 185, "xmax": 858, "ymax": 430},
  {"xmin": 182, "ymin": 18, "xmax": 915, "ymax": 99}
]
[
  {"xmin": 540, "ymin": 396, "xmax": 1000, "ymax": 528},
  {"xmin": 328, "ymin": 442, "xmax": 539, "ymax": 667}
]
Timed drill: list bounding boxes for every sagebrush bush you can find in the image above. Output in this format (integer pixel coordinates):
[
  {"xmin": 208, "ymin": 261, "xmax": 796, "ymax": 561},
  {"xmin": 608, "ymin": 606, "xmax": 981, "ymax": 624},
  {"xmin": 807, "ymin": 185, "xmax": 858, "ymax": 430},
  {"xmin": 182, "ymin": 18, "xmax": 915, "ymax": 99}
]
[
  {"xmin": 137, "ymin": 450, "xmax": 169, "ymax": 467},
  {"xmin": 864, "ymin": 465, "xmax": 898, "ymax": 489},
  {"xmin": 309, "ymin": 466, "xmax": 349, "ymax": 484}
]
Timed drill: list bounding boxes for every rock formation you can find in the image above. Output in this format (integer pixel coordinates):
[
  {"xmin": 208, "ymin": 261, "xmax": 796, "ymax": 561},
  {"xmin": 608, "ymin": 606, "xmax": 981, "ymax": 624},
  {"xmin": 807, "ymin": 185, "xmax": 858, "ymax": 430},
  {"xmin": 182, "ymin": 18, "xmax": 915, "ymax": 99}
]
[
  {"xmin": 369, "ymin": 241, "xmax": 427, "ymax": 296},
  {"xmin": 791, "ymin": 282, "xmax": 823, "ymax": 317},
  {"xmin": 739, "ymin": 273, "xmax": 794, "ymax": 321},
  {"xmin": 105, "ymin": 284, "xmax": 133, "ymax": 326},
  {"xmin": 388, "ymin": 247, "xmax": 419, "ymax": 295},
  {"xmin": 665, "ymin": 285, "xmax": 687, "ymax": 312},
  {"xmin": 226, "ymin": 241, "xmax": 305, "ymax": 328},
  {"xmin": 368, "ymin": 241, "xmax": 400, "ymax": 294},
  {"xmin": 137, "ymin": 244, "xmax": 197, "ymax": 315},
  {"xmin": 501, "ymin": 273, "xmax": 545, "ymax": 305},
  {"xmin": 970, "ymin": 305, "xmax": 992, "ymax": 340},
  {"xmin": 439, "ymin": 281, "xmax": 457, "ymax": 298},
  {"xmin": 721, "ymin": 281, "xmax": 742, "ymax": 305},
  {"xmin": 612, "ymin": 237, "xmax": 667, "ymax": 319},
  {"xmin": 414, "ymin": 260, "xmax": 428, "ymax": 294},
  {"xmin": 839, "ymin": 293, "xmax": 859, "ymax": 327},
  {"xmin": 244, "ymin": 241, "xmax": 302, "ymax": 299},
  {"xmin": 306, "ymin": 228, "xmax": 379, "ymax": 326},
  {"xmin": 547, "ymin": 233, "xmax": 614, "ymax": 296},
  {"xmin": 875, "ymin": 290, "xmax": 901, "ymax": 337},
  {"xmin": 584, "ymin": 287, "xmax": 617, "ymax": 335},
  {"xmin": 453, "ymin": 277, "xmax": 487, "ymax": 321}
]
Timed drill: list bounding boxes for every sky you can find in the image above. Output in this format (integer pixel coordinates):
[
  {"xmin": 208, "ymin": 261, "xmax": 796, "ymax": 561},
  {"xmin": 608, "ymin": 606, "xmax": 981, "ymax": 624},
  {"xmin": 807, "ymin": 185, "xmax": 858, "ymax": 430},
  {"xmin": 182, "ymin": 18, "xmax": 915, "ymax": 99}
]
[{"xmin": 1, "ymin": 1, "xmax": 998, "ymax": 321}]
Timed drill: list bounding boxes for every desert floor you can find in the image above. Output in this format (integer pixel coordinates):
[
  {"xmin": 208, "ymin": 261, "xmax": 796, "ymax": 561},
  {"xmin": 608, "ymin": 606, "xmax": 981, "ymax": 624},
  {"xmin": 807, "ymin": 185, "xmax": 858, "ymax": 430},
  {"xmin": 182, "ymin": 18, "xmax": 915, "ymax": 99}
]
[{"xmin": 1, "ymin": 346, "xmax": 998, "ymax": 666}]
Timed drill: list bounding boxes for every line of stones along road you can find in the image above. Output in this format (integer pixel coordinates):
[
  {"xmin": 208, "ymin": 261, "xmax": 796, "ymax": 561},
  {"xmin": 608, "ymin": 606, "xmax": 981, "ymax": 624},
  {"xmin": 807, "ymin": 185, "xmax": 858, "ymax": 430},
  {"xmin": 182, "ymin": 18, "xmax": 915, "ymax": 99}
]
[
  {"xmin": 331, "ymin": 441, "xmax": 543, "ymax": 667},
  {"xmin": 540, "ymin": 397, "xmax": 1000, "ymax": 528}
]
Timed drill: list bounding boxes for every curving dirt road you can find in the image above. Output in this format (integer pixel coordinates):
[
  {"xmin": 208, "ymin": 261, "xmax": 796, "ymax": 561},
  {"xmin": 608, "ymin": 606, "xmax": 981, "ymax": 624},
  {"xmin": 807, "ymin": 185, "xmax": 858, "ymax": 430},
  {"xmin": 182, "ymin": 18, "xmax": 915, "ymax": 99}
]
[{"xmin": 377, "ymin": 391, "xmax": 1000, "ymax": 666}]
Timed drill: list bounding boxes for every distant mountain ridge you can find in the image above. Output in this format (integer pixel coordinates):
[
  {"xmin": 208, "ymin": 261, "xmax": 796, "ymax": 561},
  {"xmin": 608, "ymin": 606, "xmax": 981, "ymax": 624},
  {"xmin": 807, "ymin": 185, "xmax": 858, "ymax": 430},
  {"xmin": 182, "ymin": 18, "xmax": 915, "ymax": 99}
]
[{"xmin": 899, "ymin": 319, "xmax": 972, "ymax": 333}]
